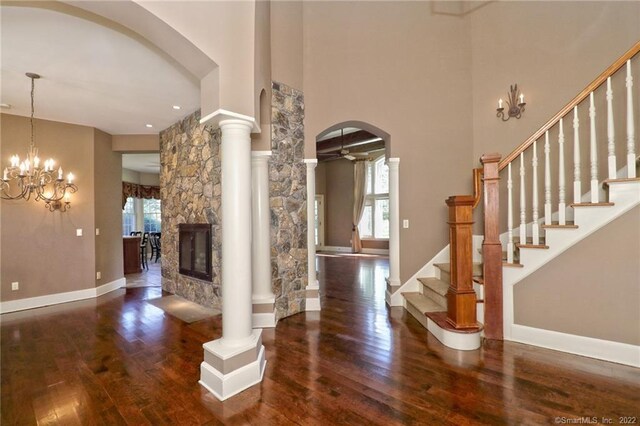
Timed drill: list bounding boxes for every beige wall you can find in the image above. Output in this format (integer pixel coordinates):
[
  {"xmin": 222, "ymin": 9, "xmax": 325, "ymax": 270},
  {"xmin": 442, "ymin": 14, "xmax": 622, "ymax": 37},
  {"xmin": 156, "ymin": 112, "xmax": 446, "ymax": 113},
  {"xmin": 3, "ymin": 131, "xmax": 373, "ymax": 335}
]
[
  {"xmin": 112, "ymin": 134, "xmax": 159, "ymax": 152},
  {"xmin": 94, "ymin": 129, "xmax": 123, "ymax": 286},
  {"xmin": 303, "ymin": 1, "xmax": 474, "ymax": 281},
  {"xmin": 469, "ymin": 1, "xmax": 640, "ymax": 163},
  {"xmin": 515, "ymin": 206, "xmax": 640, "ymax": 345},
  {"xmin": 1, "ymin": 114, "xmax": 96, "ymax": 300},
  {"xmin": 270, "ymin": 0, "xmax": 303, "ymax": 91}
]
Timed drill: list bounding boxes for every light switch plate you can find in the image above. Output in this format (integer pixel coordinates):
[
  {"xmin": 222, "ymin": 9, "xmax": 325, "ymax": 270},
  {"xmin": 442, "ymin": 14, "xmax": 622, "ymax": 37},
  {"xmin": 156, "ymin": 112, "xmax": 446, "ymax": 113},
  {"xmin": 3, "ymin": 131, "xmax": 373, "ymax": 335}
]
[
  {"xmin": 76, "ymin": 229, "xmax": 83, "ymax": 237},
  {"xmin": 11, "ymin": 282, "xmax": 19, "ymax": 291},
  {"xmin": 95, "ymin": 228, "xmax": 100, "ymax": 236},
  {"xmin": 403, "ymin": 219, "xmax": 409, "ymax": 229},
  {"xmin": 96, "ymin": 272, "xmax": 101, "ymax": 280}
]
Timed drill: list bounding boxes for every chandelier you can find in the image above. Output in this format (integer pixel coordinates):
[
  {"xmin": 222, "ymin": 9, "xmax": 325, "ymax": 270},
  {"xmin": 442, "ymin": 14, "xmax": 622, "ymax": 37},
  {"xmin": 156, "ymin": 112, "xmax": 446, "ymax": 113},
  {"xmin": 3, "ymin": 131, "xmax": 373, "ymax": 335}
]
[{"xmin": 1, "ymin": 73, "xmax": 77, "ymax": 211}]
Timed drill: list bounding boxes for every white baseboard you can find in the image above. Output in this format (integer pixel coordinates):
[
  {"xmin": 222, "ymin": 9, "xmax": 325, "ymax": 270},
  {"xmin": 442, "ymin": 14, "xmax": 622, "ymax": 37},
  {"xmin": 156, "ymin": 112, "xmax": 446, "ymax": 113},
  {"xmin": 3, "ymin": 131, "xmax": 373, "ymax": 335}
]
[
  {"xmin": 361, "ymin": 248, "xmax": 389, "ymax": 255},
  {"xmin": 510, "ymin": 324, "xmax": 640, "ymax": 368},
  {"xmin": 317, "ymin": 245, "xmax": 351, "ymax": 253},
  {"xmin": 0, "ymin": 278, "xmax": 126, "ymax": 314}
]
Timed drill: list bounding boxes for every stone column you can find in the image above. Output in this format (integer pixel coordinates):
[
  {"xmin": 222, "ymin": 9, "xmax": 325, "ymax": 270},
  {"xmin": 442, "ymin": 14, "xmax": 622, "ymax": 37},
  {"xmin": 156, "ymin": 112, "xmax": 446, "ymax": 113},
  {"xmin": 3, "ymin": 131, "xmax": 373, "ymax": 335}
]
[
  {"xmin": 304, "ymin": 159, "xmax": 320, "ymax": 311},
  {"xmin": 251, "ymin": 151, "xmax": 276, "ymax": 328},
  {"xmin": 199, "ymin": 119, "xmax": 266, "ymax": 401},
  {"xmin": 386, "ymin": 158, "xmax": 401, "ymax": 290}
]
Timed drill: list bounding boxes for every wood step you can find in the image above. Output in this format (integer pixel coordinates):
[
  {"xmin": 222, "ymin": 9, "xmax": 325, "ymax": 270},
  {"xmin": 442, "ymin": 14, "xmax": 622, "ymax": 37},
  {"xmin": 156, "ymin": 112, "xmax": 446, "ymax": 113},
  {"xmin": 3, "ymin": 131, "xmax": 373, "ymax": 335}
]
[
  {"xmin": 417, "ymin": 277, "xmax": 448, "ymax": 297},
  {"xmin": 402, "ymin": 292, "xmax": 445, "ymax": 312},
  {"xmin": 473, "ymin": 277, "xmax": 484, "ymax": 285},
  {"xmin": 570, "ymin": 202, "xmax": 614, "ymax": 207},
  {"xmin": 425, "ymin": 311, "xmax": 483, "ymax": 334},
  {"xmin": 503, "ymin": 261, "xmax": 524, "ymax": 268},
  {"xmin": 434, "ymin": 262, "xmax": 483, "ymax": 276},
  {"xmin": 516, "ymin": 243, "xmax": 549, "ymax": 249},
  {"xmin": 541, "ymin": 222, "xmax": 578, "ymax": 229},
  {"xmin": 417, "ymin": 277, "xmax": 448, "ymax": 309},
  {"xmin": 603, "ymin": 177, "xmax": 640, "ymax": 188},
  {"xmin": 513, "ymin": 236, "xmax": 546, "ymax": 245}
]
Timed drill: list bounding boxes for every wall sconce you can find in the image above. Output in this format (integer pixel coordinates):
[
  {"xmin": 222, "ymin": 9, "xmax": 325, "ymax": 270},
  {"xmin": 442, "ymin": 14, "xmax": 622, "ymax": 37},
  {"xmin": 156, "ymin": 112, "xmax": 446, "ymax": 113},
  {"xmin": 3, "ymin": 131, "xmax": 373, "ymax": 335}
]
[
  {"xmin": 497, "ymin": 84, "xmax": 526, "ymax": 121},
  {"xmin": 45, "ymin": 193, "xmax": 71, "ymax": 212}
]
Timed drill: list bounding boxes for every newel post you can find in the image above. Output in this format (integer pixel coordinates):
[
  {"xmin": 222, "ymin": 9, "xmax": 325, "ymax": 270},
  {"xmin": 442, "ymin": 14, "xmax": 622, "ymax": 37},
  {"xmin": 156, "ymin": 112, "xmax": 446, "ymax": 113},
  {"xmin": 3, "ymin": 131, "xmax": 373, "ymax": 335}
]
[
  {"xmin": 445, "ymin": 195, "xmax": 477, "ymax": 329},
  {"xmin": 481, "ymin": 153, "xmax": 503, "ymax": 340}
]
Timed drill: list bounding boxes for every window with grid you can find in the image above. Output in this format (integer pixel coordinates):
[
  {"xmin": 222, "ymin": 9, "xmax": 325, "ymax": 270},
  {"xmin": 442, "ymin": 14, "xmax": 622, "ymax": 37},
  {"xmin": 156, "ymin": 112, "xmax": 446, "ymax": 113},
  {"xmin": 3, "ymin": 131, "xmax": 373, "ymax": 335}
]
[
  {"xmin": 143, "ymin": 198, "xmax": 162, "ymax": 233},
  {"xmin": 122, "ymin": 197, "xmax": 136, "ymax": 236},
  {"xmin": 358, "ymin": 157, "xmax": 389, "ymax": 239}
]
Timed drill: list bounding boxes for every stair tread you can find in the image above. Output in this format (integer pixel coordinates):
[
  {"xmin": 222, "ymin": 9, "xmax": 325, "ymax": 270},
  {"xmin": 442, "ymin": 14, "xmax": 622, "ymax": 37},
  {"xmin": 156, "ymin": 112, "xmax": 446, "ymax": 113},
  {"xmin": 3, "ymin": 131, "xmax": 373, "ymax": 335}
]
[
  {"xmin": 516, "ymin": 243, "xmax": 549, "ymax": 249},
  {"xmin": 402, "ymin": 292, "xmax": 446, "ymax": 313},
  {"xmin": 434, "ymin": 262, "xmax": 483, "ymax": 275},
  {"xmin": 417, "ymin": 277, "xmax": 449, "ymax": 297},
  {"xmin": 542, "ymin": 222, "xmax": 578, "ymax": 229},
  {"xmin": 503, "ymin": 261, "xmax": 524, "ymax": 268},
  {"xmin": 603, "ymin": 177, "xmax": 640, "ymax": 187},
  {"xmin": 513, "ymin": 237, "xmax": 546, "ymax": 244},
  {"xmin": 570, "ymin": 202, "xmax": 614, "ymax": 207},
  {"xmin": 473, "ymin": 277, "xmax": 484, "ymax": 285}
]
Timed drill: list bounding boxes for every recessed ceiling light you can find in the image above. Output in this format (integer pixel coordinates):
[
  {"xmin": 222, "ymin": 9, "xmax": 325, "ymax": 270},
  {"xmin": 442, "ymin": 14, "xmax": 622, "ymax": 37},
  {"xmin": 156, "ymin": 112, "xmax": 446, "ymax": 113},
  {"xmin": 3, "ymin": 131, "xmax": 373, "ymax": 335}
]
[
  {"xmin": 172, "ymin": 105, "xmax": 181, "ymax": 110},
  {"xmin": 0, "ymin": 103, "xmax": 11, "ymax": 109},
  {"xmin": 145, "ymin": 124, "xmax": 153, "ymax": 128}
]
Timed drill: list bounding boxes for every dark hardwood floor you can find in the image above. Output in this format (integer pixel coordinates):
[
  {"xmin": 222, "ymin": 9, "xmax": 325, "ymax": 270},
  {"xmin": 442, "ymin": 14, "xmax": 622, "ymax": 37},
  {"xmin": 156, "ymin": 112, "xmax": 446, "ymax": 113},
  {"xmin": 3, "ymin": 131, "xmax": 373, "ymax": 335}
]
[{"xmin": 1, "ymin": 254, "xmax": 638, "ymax": 425}]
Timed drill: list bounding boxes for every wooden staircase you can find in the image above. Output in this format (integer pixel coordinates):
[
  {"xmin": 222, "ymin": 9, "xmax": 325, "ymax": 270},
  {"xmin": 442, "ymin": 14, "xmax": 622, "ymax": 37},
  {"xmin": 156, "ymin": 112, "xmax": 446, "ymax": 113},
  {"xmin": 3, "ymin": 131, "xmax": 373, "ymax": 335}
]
[{"xmin": 398, "ymin": 40, "xmax": 640, "ymax": 355}]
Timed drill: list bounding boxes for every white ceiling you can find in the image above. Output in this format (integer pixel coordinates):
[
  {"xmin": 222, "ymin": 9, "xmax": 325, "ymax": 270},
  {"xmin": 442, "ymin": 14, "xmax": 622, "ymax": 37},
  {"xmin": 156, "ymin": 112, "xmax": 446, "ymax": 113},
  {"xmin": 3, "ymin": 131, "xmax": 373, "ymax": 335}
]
[
  {"xmin": 0, "ymin": 5, "xmax": 200, "ymax": 135},
  {"xmin": 317, "ymin": 127, "xmax": 361, "ymax": 141},
  {"xmin": 122, "ymin": 153, "xmax": 160, "ymax": 174}
]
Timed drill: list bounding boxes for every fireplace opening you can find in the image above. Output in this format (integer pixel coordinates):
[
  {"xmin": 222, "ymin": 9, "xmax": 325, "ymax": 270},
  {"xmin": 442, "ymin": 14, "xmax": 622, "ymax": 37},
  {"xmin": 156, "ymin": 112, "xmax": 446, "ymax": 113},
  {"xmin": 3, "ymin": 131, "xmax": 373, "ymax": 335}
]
[{"xmin": 179, "ymin": 223, "xmax": 212, "ymax": 281}]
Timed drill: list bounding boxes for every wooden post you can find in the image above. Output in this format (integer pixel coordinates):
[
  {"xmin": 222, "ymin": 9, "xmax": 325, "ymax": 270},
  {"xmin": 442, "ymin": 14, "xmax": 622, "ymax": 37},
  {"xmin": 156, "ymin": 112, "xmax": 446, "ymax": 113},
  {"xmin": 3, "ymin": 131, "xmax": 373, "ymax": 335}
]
[
  {"xmin": 445, "ymin": 195, "xmax": 477, "ymax": 329},
  {"xmin": 481, "ymin": 153, "xmax": 503, "ymax": 340}
]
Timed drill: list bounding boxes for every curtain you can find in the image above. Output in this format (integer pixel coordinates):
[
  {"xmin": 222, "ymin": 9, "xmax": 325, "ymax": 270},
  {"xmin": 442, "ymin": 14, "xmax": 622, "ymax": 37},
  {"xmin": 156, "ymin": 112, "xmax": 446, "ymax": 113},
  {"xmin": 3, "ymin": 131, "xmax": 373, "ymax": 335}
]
[
  {"xmin": 122, "ymin": 182, "xmax": 160, "ymax": 209},
  {"xmin": 352, "ymin": 159, "xmax": 369, "ymax": 253}
]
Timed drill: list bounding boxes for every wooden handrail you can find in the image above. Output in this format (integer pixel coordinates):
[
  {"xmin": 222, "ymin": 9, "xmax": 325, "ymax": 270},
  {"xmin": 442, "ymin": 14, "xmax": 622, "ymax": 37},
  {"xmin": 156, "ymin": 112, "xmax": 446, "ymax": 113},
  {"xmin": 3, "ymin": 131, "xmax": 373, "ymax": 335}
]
[
  {"xmin": 472, "ymin": 168, "xmax": 483, "ymax": 209},
  {"xmin": 498, "ymin": 40, "xmax": 640, "ymax": 171}
]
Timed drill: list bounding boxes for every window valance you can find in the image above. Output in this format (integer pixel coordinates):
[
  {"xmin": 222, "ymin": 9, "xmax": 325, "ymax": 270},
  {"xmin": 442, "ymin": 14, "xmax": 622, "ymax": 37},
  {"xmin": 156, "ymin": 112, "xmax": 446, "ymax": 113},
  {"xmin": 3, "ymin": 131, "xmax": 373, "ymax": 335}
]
[{"xmin": 122, "ymin": 182, "xmax": 160, "ymax": 209}]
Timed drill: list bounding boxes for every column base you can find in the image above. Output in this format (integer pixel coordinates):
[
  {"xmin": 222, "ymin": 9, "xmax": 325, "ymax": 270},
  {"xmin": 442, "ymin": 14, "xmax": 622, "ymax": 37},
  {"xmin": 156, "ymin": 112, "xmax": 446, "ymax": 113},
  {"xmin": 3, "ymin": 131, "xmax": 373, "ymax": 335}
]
[
  {"xmin": 252, "ymin": 297, "xmax": 277, "ymax": 328},
  {"xmin": 199, "ymin": 329, "xmax": 266, "ymax": 401},
  {"xmin": 305, "ymin": 283, "xmax": 321, "ymax": 311}
]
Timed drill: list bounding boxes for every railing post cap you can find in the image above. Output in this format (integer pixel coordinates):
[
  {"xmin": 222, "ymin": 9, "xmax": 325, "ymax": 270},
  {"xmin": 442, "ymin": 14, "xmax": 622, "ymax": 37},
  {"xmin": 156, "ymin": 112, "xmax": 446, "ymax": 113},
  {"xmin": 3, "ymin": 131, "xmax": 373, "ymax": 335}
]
[{"xmin": 480, "ymin": 153, "xmax": 502, "ymax": 164}]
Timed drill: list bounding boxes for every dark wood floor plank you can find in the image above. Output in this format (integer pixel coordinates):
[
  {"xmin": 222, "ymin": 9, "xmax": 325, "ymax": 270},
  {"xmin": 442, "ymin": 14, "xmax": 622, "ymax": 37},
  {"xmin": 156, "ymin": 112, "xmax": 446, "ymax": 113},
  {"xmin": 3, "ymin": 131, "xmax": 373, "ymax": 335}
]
[{"xmin": 1, "ymin": 253, "xmax": 638, "ymax": 424}]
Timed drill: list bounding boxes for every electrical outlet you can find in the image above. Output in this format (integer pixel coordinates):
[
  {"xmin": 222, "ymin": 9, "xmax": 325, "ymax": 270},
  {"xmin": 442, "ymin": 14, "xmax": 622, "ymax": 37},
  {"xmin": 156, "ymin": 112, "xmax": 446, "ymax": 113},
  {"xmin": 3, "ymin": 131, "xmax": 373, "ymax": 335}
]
[
  {"xmin": 95, "ymin": 228, "xmax": 100, "ymax": 236},
  {"xmin": 76, "ymin": 229, "xmax": 83, "ymax": 237},
  {"xmin": 11, "ymin": 282, "xmax": 19, "ymax": 291},
  {"xmin": 403, "ymin": 219, "xmax": 409, "ymax": 229},
  {"xmin": 96, "ymin": 272, "xmax": 101, "ymax": 280}
]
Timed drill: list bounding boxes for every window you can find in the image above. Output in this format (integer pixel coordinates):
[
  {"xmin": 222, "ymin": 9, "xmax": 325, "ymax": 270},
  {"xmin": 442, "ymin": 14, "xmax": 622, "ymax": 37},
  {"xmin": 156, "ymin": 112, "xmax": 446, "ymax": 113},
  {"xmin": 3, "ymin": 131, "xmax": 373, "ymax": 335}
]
[
  {"xmin": 122, "ymin": 197, "xmax": 136, "ymax": 236},
  {"xmin": 143, "ymin": 198, "xmax": 162, "ymax": 233},
  {"xmin": 122, "ymin": 197, "xmax": 162, "ymax": 235},
  {"xmin": 358, "ymin": 157, "xmax": 389, "ymax": 239}
]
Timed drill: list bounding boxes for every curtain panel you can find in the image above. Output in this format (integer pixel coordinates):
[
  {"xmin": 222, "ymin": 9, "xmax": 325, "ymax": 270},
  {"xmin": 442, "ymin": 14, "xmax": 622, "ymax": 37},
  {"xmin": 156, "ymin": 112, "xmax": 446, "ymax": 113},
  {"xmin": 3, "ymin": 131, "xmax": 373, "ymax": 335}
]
[
  {"xmin": 352, "ymin": 159, "xmax": 369, "ymax": 253},
  {"xmin": 122, "ymin": 182, "xmax": 160, "ymax": 209}
]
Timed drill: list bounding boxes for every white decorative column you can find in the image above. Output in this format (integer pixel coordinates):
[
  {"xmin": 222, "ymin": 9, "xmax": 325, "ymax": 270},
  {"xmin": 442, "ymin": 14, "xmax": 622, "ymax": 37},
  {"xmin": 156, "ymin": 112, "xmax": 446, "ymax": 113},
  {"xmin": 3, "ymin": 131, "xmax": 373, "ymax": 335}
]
[
  {"xmin": 251, "ymin": 151, "xmax": 276, "ymax": 328},
  {"xmin": 386, "ymin": 158, "xmax": 401, "ymax": 289},
  {"xmin": 199, "ymin": 119, "xmax": 266, "ymax": 401},
  {"xmin": 304, "ymin": 159, "xmax": 320, "ymax": 311}
]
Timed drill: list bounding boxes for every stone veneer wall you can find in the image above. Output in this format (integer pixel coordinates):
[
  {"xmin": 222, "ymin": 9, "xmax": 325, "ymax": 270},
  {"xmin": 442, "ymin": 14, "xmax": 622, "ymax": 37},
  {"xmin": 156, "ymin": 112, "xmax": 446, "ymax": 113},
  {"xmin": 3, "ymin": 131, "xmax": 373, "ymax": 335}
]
[
  {"xmin": 159, "ymin": 111, "xmax": 223, "ymax": 309},
  {"xmin": 270, "ymin": 81, "xmax": 308, "ymax": 319}
]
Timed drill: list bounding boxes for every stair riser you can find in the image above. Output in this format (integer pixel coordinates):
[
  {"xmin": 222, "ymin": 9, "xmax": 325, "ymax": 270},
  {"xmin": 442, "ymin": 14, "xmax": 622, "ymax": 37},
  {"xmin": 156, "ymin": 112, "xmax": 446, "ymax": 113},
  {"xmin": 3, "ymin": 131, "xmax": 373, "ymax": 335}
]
[
  {"xmin": 403, "ymin": 299, "xmax": 429, "ymax": 328},
  {"xmin": 437, "ymin": 269, "xmax": 451, "ymax": 285},
  {"xmin": 421, "ymin": 285, "xmax": 447, "ymax": 309},
  {"xmin": 473, "ymin": 282, "xmax": 484, "ymax": 300}
]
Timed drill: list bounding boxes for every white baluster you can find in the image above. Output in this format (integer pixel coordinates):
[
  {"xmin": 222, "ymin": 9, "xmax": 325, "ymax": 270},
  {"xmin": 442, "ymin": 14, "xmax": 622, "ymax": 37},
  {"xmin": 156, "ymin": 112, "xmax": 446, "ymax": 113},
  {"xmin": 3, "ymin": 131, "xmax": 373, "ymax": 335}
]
[
  {"xmin": 573, "ymin": 106, "xmax": 581, "ymax": 204},
  {"xmin": 544, "ymin": 131, "xmax": 552, "ymax": 225},
  {"xmin": 589, "ymin": 92, "xmax": 599, "ymax": 203},
  {"xmin": 607, "ymin": 77, "xmax": 616, "ymax": 179},
  {"xmin": 558, "ymin": 118, "xmax": 566, "ymax": 225},
  {"xmin": 519, "ymin": 153, "xmax": 526, "ymax": 244},
  {"xmin": 532, "ymin": 140, "xmax": 540, "ymax": 245},
  {"xmin": 507, "ymin": 162, "xmax": 514, "ymax": 264},
  {"xmin": 626, "ymin": 60, "xmax": 636, "ymax": 178}
]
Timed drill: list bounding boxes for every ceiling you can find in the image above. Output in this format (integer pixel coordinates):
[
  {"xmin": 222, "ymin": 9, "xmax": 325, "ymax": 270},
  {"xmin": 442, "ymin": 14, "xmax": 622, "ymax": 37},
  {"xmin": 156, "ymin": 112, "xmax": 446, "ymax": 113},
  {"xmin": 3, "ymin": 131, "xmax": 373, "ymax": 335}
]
[
  {"xmin": 122, "ymin": 153, "xmax": 160, "ymax": 174},
  {"xmin": 0, "ymin": 5, "xmax": 200, "ymax": 135}
]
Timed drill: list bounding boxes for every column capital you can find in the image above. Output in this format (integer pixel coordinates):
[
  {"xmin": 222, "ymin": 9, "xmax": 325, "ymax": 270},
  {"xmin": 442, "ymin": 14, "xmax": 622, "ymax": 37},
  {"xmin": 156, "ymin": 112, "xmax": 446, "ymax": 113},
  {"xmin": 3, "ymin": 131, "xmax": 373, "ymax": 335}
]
[
  {"xmin": 304, "ymin": 158, "xmax": 318, "ymax": 169},
  {"xmin": 386, "ymin": 157, "xmax": 400, "ymax": 168},
  {"xmin": 200, "ymin": 109, "xmax": 258, "ymax": 132},
  {"xmin": 219, "ymin": 118, "xmax": 255, "ymax": 132},
  {"xmin": 251, "ymin": 151, "xmax": 272, "ymax": 162}
]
